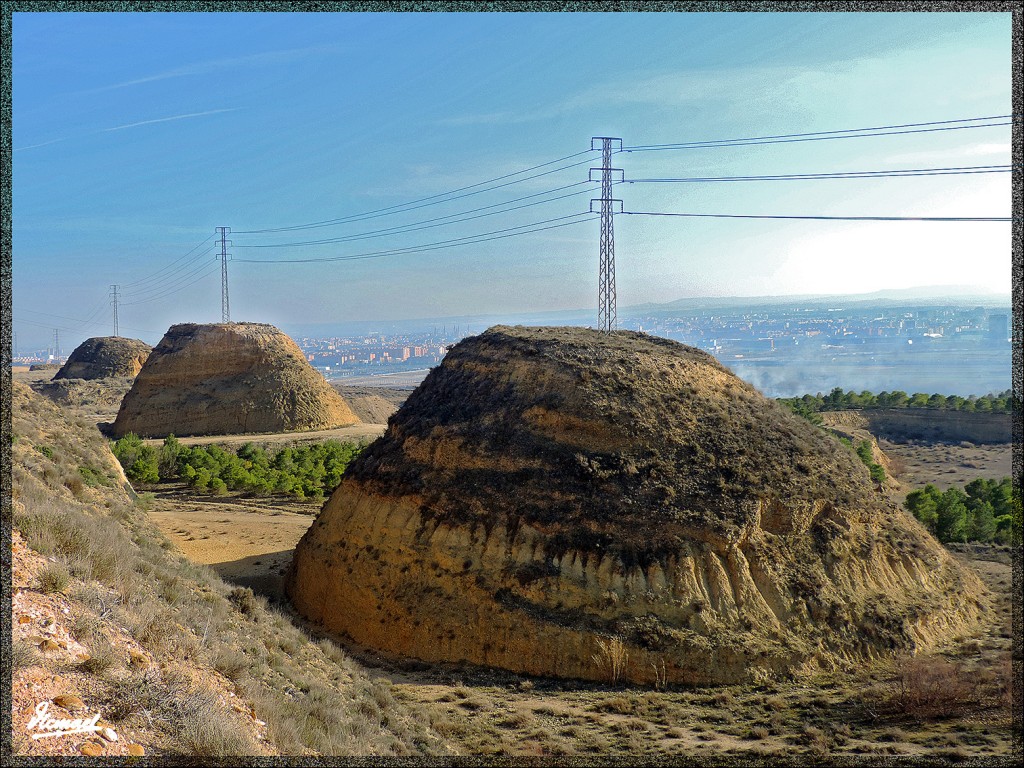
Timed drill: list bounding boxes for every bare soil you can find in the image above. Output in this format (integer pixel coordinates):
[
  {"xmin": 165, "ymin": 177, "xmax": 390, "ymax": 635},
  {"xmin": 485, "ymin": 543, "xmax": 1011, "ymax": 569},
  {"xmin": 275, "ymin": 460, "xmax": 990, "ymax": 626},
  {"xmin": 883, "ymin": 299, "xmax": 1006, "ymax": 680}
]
[
  {"xmin": 881, "ymin": 439, "xmax": 1013, "ymax": 494},
  {"xmin": 145, "ymin": 484, "xmax": 319, "ymax": 598}
]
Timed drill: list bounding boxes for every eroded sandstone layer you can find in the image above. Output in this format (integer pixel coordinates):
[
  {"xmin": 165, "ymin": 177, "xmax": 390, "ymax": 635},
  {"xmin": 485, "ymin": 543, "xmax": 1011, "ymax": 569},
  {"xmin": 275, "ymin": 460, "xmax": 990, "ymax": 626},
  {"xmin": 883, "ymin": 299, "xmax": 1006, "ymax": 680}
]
[
  {"xmin": 55, "ymin": 337, "xmax": 151, "ymax": 381},
  {"xmin": 287, "ymin": 326, "xmax": 987, "ymax": 685},
  {"xmin": 113, "ymin": 322, "xmax": 358, "ymax": 438}
]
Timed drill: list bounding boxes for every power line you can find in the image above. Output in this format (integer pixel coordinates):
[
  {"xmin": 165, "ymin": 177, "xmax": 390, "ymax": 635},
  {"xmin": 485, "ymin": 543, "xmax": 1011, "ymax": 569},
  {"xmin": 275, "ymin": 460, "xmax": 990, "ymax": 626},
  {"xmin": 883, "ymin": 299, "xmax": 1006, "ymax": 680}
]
[
  {"xmin": 18, "ymin": 300, "xmax": 109, "ymax": 332},
  {"xmin": 234, "ymin": 181, "xmax": 606, "ymax": 249},
  {"xmin": 234, "ymin": 212, "xmax": 598, "ymax": 264},
  {"xmin": 626, "ymin": 164, "xmax": 1013, "ymax": 183},
  {"xmin": 234, "ymin": 152, "xmax": 601, "ymax": 234},
  {"xmin": 120, "ymin": 234, "xmax": 216, "ymax": 290},
  {"xmin": 622, "ymin": 211, "xmax": 1011, "ymax": 222},
  {"xmin": 120, "ymin": 263, "xmax": 221, "ymax": 306},
  {"xmin": 625, "ymin": 118, "xmax": 1012, "ymax": 152},
  {"xmin": 120, "ymin": 246, "xmax": 216, "ymax": 298},
  {"xmin": 120, "ymin": 255, "xmax": 221, "ymax": 304}
]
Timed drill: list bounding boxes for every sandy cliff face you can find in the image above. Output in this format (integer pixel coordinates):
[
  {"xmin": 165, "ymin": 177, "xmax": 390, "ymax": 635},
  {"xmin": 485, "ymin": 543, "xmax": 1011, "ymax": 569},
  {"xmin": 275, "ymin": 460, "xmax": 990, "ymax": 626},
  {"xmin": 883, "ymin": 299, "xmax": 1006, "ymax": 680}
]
[
  {"xmin": 820, "ymin": 409, "xmax": 1011, "ymax": 445},
  {"xmin": 55, "ymin": 336, "xmax": 152, "ymax": 381},
  {"xmin": 287, "ymin": 326, "xmax": 987, "ymax": 685},
  {"xmin": 112, "ymin": 322, "xmax": 358, "ymax": 438}
]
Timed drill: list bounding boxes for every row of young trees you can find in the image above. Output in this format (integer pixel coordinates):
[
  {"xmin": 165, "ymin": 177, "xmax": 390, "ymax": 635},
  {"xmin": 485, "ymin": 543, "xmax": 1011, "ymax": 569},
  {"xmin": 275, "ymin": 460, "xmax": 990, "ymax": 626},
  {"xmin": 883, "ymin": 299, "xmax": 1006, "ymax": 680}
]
[
  {"xmin": 904, "ymin": 478, "xmax": 1016, "ymax": 545},
  {"xmin": 779, "ymin": 388, "xmax": 1012, "ymax": 416},
  {"xmin": 112, "ymin": 434, "xmax": 364, "ymax": 501}
]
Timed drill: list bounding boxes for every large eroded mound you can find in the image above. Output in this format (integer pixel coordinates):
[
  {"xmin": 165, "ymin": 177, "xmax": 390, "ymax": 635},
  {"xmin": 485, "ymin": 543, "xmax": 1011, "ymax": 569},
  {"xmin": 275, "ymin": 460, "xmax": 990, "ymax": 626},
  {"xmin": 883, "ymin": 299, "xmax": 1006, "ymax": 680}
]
[
  {"xmin": 287, "ymin": 326, "xmax": 987, "ymax": 685},
  {"xmin": 55, "ymin": 336, "xmax": 152, "ymax": 381},
  {"xmin": 113, "ymin": 322, "xmax": 358, "ymax": 438}
]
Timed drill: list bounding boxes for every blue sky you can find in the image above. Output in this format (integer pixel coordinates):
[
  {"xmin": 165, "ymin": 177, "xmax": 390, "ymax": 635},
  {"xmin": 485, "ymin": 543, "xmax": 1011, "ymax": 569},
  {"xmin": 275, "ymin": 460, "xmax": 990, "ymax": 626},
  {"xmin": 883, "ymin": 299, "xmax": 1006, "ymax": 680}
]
[{"xmin": 11, "ymin": 10, "xmax": 1012, "ymax": 350}]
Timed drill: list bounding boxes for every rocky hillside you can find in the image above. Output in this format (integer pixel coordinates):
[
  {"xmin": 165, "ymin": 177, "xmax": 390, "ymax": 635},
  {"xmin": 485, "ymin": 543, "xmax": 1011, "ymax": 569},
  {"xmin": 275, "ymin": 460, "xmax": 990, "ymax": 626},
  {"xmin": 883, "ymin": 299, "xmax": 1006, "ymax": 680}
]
[
  {"xmin": 9, "ymin": 380, "xmax": 447, "ymax": 758},
  {"xmin": 113, "ymin": 323, "xmax": 359, "ymax": 438},
  {"xmin": 288, "ymin": 326, "xmax": 988, "ymax": 686},
  {"xmin": 55, "ymin": 337, "xmax": 151, "ymax": 381},
  {"xmin": 331, "ymin": 385, "xmax": 409, "ymax": 424}
]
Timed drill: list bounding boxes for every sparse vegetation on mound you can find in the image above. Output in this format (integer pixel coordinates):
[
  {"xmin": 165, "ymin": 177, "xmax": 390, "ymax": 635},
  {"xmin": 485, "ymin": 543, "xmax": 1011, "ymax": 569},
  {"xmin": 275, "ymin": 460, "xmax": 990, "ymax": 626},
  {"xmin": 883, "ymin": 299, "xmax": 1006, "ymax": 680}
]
[
  {"xmin": 113, "ymin": 322, "xmax": 358, "ymax": 438},
  {"xmin": 10, "ymin": 381, "xmax": 448, "ymax": 757},
  {"xmin": 55, "ymin": 336, "xmax": 151, "ymax": 380},
  {"xmin": 32, "ymin": 376, "xmax": 135, "ymax": 412},
  {"xmin": 347, "ymin": 326, "xmax": 882, "ymax": 560}
]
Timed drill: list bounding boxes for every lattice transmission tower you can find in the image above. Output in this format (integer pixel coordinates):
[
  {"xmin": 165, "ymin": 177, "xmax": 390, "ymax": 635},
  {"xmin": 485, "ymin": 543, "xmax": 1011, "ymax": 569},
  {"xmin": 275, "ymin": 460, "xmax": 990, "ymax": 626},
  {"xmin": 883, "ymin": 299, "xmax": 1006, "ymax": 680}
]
[
  {"xmin": 110, "ymin": 284, "xmax": 120, "ymax": 337},
  {"xmin": 216, "ymin": 226, "xmax": 231, "ymax": 323},
  {"xmin": 591, "ymin": 137, "xmax": 623, "ymax": 332}
]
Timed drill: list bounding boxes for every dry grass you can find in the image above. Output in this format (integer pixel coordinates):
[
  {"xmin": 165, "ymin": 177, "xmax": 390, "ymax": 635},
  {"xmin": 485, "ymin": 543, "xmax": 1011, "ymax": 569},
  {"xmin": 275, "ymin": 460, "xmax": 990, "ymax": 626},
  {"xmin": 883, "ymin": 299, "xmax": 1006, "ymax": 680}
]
[
  {"xmin": 12, "ymin": 641, "xmax": 40, "ymax": 671},
  {"xmin": 38, "ymin": 560, "xmax": 71, "ymax": 594},
  {"xmin": 11, "ymin": 380, "xmax": 446, "ymax": 757},
  {"xmin": 592, "ymin": 636, "xmax": 630, "ymax": 685}
]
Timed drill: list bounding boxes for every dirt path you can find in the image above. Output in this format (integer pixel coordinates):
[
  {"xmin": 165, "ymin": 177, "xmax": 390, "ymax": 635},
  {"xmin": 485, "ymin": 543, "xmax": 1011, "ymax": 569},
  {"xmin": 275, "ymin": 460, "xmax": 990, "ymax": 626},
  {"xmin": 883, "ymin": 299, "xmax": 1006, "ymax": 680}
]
[
  {"xmin": 141, "ymin": 422, "xmax": 387, "ymax": 448},
  {"xmin": 146, "ymin": 486, "xmax": 318, "ymax": 599}
]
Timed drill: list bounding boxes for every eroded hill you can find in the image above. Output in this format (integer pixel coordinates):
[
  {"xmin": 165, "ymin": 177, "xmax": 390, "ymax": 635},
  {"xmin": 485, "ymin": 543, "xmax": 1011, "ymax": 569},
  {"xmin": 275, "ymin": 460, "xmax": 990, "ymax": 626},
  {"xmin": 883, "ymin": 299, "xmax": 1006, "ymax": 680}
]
[{"xmin": 288, "ymin": 326, "xmax": 989, "ymax": 685}]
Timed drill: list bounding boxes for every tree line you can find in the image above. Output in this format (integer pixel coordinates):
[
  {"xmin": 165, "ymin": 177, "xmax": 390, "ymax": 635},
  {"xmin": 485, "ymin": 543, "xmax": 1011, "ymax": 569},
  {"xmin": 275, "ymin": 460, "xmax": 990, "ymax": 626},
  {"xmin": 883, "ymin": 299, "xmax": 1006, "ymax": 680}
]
[
  {"xmin": 779, "ymin": 388, "xmax": 1012, "ymax": 420},
  {"xmin": 112, "ymin": 434, "xmax": 363, "ymax": 501},
  {"xmin": 904, "ymin": 478, "xmax": 1016, "ymax": 545}
]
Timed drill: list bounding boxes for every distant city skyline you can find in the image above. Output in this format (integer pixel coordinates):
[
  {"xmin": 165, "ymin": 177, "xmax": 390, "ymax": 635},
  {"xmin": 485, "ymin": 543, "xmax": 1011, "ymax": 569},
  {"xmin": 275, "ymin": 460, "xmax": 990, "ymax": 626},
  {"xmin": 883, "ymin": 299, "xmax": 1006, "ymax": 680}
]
[{"xmin": 10, "ymin": 10, "xmax": 1013, "ymax": 350}]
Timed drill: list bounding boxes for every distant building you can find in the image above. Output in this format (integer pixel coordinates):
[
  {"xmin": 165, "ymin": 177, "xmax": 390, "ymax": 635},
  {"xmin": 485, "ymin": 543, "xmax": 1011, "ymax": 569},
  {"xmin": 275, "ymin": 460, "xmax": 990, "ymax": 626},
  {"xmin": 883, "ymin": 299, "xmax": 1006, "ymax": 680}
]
[{"xmin": 988, "ymin": 313, "xmax": 1008, "ymax": 341}]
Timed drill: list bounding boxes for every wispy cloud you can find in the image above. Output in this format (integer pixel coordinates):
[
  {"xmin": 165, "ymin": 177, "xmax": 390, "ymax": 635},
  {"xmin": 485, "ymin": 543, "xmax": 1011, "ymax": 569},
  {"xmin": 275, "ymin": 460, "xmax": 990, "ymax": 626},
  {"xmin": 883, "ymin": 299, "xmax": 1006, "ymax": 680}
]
[
  {"xmin": 434, "ymin": 66, "xmax": 801, "ymax": 128},
  {"xmin": 87, "ymin": 44, "xmax": 341, "ymax": 93},
  {"xmin": 101, "ymin": 108, "xmax": 239, "ymax": 133},
  {"xmin": 15, "ymin": 107, "xmax": 239, "ymax": 152},
  {"xmin": 13, "ymin": 137, "xmax": 68, "ymax": 152}
]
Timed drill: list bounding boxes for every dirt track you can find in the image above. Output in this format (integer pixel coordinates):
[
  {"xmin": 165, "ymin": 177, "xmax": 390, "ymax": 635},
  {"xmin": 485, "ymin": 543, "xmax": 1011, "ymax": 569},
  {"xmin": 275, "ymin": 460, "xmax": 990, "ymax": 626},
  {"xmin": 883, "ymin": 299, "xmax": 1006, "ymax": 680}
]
[{"xmin": 141, "ymin": 422, "xmax": 387, "ymax": 448}]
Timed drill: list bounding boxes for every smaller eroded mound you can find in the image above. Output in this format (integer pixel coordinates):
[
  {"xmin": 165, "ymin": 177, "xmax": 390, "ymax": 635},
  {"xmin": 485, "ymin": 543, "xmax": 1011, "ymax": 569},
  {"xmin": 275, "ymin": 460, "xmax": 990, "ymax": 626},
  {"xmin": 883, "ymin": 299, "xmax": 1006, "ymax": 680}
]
[
  {"xmin": 55, "ymin": 337, "xmax": 152, "ymax": 380},
  {"xmin": 288, "ymin": 325, "xmax": 987, "ymax": 686},
  {"xmin": 113, "ymin": 322, "xmax": 359, "ymax": 438}
]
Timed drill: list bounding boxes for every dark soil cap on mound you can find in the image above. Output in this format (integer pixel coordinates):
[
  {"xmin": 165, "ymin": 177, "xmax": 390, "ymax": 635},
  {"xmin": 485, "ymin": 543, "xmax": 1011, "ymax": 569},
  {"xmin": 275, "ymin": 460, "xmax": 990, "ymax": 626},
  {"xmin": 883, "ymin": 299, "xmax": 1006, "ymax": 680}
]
[
  {"xmin": 348, "ymin": 325, "xmax": 883, "ymax": 561},
  {"xmin": 55, "ymin": 337, "xmax": 151, "ymax": 380}
]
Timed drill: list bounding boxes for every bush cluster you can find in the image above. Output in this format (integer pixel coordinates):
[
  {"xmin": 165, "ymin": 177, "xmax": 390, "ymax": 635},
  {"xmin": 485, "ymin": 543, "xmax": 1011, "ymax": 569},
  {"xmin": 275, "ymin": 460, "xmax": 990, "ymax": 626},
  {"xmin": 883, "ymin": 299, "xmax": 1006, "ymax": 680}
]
[
  {"xmin": 780, "ymin": 388, "xmax": 1012, "ymax": 415},
  {"xmin": 905, "ymin": 477, "xmax": 1016, "ymax": 544},
  {"xmin": 837, "ymin": 437, "xmax": 887, "ymax": 484},
  {"xmin": 112, "ymin": 434, "xmax": 363, "ymax": 501}
]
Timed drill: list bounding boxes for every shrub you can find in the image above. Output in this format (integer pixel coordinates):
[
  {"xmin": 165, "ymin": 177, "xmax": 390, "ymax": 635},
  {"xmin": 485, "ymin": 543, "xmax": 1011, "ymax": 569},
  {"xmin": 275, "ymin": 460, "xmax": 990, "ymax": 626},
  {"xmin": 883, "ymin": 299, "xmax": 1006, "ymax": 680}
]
[
  {"xmin": 39, "ymin": 560, "xmax": 71, "ymax": 594},
  {"xmin": 886, "ymin": 656, "xmax": 977, "ymax": 718},
  {"xmin": 228, "ymin": 587, "xmax": 259, "ymax": 616}
]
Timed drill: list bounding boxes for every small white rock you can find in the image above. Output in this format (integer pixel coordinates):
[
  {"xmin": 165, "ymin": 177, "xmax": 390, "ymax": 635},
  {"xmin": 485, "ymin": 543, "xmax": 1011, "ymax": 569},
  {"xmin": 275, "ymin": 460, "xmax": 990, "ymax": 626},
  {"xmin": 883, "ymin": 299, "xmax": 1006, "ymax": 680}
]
[{"xmin": 100, "ymin": 727, "xmax": 118, "ymax": 742}]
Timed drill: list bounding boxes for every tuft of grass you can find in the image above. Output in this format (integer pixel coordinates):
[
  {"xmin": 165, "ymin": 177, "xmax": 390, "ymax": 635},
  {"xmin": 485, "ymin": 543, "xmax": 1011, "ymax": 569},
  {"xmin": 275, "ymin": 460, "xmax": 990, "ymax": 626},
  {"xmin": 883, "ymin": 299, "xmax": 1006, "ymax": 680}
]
[
  {"xmin": 79, "ymin": 633, "xmax": 120, "ymax": 675},
  {"xmin": 228, "ymin": 587, "xmax": 260, "ymax": 616},
  {"xmin": 38, "ymin": 560, "xmax": 71, "ymax": 594},
  {"xmin": 175, "ymin": 688, "xmax": 259, "ymax": 756},
  {"xmin": 12, "ymin": 641, "xmax": 40, "ymax": 670},
  {"xmin": 213, "ymin": 645, "xmax": 253, "ymax": 682}
]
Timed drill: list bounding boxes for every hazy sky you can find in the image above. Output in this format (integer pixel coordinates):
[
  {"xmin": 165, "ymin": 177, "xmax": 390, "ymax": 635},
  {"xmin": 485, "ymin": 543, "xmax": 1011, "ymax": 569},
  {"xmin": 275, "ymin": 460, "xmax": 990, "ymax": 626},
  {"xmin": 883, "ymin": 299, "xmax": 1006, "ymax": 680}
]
[{"xmin": 11, "ymin": 10, "xmax": 1012, "ymax": 349}]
